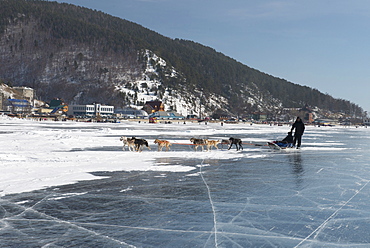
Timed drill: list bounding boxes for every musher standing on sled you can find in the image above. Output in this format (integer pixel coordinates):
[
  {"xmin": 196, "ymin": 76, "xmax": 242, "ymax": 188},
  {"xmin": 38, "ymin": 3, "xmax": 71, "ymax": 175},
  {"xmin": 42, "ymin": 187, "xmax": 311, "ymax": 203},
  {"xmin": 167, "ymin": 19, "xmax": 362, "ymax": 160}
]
[{"xmin": 291, "ymin": 116, "xmax": 305, "ymax": 149}]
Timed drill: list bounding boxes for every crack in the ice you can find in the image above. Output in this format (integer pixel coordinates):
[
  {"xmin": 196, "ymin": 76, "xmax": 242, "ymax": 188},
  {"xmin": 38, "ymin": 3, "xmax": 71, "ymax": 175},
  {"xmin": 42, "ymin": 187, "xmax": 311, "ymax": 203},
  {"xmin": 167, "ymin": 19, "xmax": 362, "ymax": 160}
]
[
  {"xmin": 294, "ymin": 179, "xmax": 370, "ymax": 247},
  {"xmin": 199, "ymin": 159, "xmax": 218, "ymax": 247},
  {"xmin": 2, "ymin": 195, "xmax": 136, "ymax": 248}
]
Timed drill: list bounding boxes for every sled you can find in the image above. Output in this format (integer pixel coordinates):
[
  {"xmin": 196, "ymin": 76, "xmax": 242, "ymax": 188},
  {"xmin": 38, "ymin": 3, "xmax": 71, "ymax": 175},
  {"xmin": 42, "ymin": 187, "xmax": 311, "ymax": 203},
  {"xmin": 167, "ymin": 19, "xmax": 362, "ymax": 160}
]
[{"xmin": 267, "ymin": 141, "xmax": 294, "ymax": 150}]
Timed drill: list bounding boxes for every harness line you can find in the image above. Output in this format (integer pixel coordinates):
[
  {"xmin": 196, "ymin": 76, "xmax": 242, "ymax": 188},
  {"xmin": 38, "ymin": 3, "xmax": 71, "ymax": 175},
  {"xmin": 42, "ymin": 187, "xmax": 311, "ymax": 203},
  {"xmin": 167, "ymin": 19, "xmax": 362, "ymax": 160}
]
[{"xmin": 171, "ymin": 142, "xmax": 267, "ymax": 146}]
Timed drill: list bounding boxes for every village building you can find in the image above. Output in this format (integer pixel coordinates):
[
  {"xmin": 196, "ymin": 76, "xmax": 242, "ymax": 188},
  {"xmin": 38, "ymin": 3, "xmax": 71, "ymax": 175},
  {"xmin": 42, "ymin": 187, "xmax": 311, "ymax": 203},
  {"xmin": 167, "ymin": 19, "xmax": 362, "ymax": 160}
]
[
  {"xmin": 282, "ymin": 105, "xmax": 315, "ymax": 123},
  {"xmin": 67, "ymin": 103, "xmax": 114, "ymax": 117},
  {"xmin": 0, "ymin": 93, "xmax": 5, "ymax": 112},
  {"xmin": 148, "ymin": 110, "xmax": 185, "ymax": 120},
  {"xmin": 13, "ymin": 87, "xmax": 34, "ymax": 102},
  {"xmin": 143, "ymin": 100, "xmax": 164, "ymax": 114},
  {"xmin": 115, "ymin": 108, "xmax": 148, "ymax": 118},
  {"xmin": 7, "ymin": 99, "xmax": 32, "ymax": 114},
  {"xmin": 0, "ymin": 86, "xmax": 34, "ymax": 114},
  {"xmin": 314, "ymin": 118, "xmax": 339, "ymax": 126},
  {"xmin": 251, "ymin": 112, "xmax": 268, "ymax": 122},
  {"xmin": 299, "ymin": 105, "xmax": 315, "ymax": 123},
  {"xmin": 48, "ymin": 98, "xmax": 68, "ymax": 115},
  {"xmin": 142, "ymin": 100, "xmax": 184, "ymax": 121}
]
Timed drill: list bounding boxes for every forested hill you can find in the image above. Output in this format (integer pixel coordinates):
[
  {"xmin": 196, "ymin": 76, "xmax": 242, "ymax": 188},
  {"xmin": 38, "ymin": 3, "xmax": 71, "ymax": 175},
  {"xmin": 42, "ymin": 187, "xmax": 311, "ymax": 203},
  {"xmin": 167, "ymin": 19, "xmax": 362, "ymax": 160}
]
[{"xmin": 0, "ymin": 0, "xmax": 364, "ymax": 117}]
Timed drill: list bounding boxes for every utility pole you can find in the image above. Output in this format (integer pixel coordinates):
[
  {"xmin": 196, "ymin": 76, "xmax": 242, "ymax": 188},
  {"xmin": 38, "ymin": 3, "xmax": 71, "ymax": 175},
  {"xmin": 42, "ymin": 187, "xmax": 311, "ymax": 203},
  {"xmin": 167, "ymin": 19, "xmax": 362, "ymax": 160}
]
[{"xmin": 199, "ymin": 88, "xmax": 203, "ymax": 120}]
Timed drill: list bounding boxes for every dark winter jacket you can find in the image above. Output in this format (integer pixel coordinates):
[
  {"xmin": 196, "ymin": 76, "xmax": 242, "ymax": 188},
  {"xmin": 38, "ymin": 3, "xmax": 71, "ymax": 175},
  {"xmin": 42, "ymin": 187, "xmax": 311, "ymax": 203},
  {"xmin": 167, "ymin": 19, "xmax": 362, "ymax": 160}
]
[
  {"xmin": 281, "ymin": 132, "xmax": 294, "ymax": 143},
  {"xmin": 291, "ymin": 120, "xmax": 305, "ymax": 136}
]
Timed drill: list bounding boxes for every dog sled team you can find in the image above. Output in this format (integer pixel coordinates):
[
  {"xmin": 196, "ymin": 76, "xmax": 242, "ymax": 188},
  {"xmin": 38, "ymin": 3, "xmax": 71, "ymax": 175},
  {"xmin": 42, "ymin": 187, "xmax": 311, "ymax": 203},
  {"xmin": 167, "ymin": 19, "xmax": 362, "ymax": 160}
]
[
  {"xmin": 120, "ymin": 136, "xmax": 243, "ymax": 152},
  {"xmin": 121, "ymin": 117, "xmax": 305, "ymax": 152}
]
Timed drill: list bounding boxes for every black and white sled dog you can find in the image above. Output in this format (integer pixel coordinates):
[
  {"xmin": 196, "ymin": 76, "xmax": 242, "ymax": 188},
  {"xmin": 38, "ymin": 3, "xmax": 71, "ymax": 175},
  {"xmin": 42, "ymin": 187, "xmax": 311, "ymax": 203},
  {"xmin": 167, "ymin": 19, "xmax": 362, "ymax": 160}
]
[
  {"xmin": 133, "ymin": 138, "xmax": 151, "ymax": 152},
  {"xmin": 228, "ymin": 137, "xmax": 243, "ymax": 151},
  {"xmin": 120, "ymin": 136, "xmax": 136, "ymax": 151}
]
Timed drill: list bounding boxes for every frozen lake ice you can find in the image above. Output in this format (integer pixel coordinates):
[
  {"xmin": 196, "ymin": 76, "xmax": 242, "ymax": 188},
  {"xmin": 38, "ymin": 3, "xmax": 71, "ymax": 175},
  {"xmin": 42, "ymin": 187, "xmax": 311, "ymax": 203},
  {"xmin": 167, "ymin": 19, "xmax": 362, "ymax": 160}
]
[{"xmin": 1, "ymin": 117, "xmax": 370, "ymax": 247}]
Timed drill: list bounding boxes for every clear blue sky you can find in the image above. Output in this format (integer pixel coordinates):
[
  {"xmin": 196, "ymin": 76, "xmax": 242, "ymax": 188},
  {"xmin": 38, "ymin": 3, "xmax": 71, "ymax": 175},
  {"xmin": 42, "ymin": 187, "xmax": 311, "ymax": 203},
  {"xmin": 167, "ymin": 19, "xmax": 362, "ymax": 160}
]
[{"xmin": 54, "ymin": 0, "xmax": 370, "ymax": 114}]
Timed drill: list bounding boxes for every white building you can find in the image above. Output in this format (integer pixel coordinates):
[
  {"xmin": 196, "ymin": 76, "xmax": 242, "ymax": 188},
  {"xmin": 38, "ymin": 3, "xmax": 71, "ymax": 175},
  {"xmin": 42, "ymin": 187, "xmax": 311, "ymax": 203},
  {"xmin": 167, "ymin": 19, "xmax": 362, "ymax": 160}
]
[
  {"xmin": 13, "ymin": 87, "xmax": 34, "ymax": 102},
  {"xmin": 68, "ymin": 103, "xmax": 114, "ymax": 117}
]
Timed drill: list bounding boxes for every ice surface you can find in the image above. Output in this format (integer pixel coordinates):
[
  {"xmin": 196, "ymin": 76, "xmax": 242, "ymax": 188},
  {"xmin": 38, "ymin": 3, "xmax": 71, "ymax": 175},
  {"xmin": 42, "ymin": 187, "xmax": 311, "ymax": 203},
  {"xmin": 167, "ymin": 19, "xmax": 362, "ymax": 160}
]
[{"xmin": 1, "ymin": 117, "xmax": 370, "ymax": 247}]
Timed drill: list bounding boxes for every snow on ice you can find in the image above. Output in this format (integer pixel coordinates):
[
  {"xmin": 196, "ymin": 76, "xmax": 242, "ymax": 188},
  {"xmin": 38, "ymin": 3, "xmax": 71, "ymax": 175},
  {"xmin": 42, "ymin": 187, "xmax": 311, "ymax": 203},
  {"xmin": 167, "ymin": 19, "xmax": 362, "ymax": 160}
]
[{"xmin": 0, "ymin": 116, "xmax": 358, "ymax": 196}]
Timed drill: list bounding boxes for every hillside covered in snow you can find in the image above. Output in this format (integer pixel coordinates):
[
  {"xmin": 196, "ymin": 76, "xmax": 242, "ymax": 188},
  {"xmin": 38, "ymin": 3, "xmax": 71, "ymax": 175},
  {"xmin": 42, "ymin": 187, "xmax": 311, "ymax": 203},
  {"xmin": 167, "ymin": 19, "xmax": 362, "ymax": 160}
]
[{"xmin": 0, "ymin": 0, "xmax": 364, "ymax": 118}]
